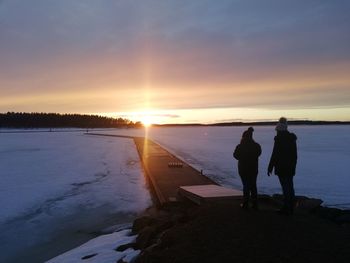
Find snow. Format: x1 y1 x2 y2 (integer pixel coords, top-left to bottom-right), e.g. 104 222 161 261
46 229 140 263
1 125 349 262
101 125 350 208
0 131 151 222
0 130 151 263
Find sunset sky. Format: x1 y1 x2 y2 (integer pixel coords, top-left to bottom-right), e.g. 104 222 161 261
1 0 350 124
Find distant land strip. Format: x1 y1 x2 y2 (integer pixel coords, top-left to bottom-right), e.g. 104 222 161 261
153 120 350 127
1 112 350 128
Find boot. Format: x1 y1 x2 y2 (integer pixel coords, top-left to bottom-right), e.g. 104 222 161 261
240 201 249 209
251 199 259 210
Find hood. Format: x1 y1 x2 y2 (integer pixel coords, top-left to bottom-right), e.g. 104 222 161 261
275 131 297 142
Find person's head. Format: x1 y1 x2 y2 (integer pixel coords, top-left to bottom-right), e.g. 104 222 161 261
241 127 254 142
275 117 288 132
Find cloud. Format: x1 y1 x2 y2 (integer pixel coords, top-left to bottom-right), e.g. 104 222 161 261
0 0 349 116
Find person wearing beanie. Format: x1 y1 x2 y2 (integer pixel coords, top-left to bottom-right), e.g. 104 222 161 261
268 117 298 215
275 117 288 132
233 127 262 209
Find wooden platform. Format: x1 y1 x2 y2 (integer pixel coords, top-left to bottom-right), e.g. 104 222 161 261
179 185 242 205
133 137 217 205
86 133 242 206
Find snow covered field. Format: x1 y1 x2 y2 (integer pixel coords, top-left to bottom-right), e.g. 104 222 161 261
1 125 349 262
103 125 350 208
0 130 151 263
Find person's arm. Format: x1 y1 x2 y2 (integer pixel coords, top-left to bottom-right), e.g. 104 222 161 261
257 143 262 157
292 138 297 167
233 145 240 160
268 139 277 176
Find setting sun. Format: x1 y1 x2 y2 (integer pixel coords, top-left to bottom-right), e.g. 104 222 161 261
121 110 172 126
141 116 153 127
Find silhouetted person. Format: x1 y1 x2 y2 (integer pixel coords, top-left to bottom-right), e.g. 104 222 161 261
234 127 262 209
268 117 297 215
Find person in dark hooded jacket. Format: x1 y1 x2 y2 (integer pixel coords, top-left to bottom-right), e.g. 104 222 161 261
234 127 262 209
268 117 297 215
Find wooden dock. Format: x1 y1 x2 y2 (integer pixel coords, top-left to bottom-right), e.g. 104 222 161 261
133 137 218 205
86 133 242 206
179 185 242 205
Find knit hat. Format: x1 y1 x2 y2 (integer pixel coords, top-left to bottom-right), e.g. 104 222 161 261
275 117 288 131
242 127 254 139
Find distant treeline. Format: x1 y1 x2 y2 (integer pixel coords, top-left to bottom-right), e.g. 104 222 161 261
0 112 142 128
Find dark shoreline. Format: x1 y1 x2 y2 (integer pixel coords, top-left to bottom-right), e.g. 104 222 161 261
7 192 348 263
26 193 350 263
129 195 350 263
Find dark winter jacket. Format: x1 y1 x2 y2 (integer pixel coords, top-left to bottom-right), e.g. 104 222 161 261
268 131 297 176
233 139 262 175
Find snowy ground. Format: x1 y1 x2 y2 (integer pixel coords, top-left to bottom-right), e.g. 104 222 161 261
46 229 140 263
1 126 349 262
102 125 350 208
0 130 151 263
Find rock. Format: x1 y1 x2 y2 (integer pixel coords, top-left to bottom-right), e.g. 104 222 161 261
341 223 350 230
135 244 163 263
296 198 323 210
100 223 132 234
115 242 137 252
133 216 156 234
143 242 162 254
172 213 189 224
81 253 98 260
135 216 175 250
257 194 272 200
136 225 158 249
313 206 344 220
155 218 174 233
118 250 141 263
335 212 350 224
271 195 324 211
156 228 176 249
271 194 284 204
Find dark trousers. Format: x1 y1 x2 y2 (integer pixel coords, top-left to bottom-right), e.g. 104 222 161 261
240 173 258 203
278 175 295 212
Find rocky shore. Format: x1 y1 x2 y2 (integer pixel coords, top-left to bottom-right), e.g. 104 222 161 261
119 195 350 263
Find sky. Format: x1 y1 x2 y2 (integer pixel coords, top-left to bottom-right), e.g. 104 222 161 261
0 0 350 124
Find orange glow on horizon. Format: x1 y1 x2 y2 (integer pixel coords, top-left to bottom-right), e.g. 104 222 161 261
141 116 153 127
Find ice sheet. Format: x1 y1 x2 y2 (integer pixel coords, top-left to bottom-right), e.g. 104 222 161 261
102 125 350 208
0 131 151 262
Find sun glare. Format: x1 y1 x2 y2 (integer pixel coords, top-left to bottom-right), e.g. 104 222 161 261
108 110 175 126
141 116 153 127
137 110 164 126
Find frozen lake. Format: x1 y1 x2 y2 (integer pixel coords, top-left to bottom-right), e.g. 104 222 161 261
103 125 350 208
0 131 151 263
0 125 349 262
